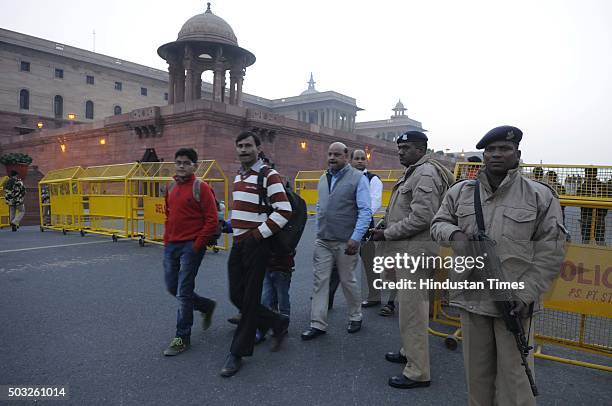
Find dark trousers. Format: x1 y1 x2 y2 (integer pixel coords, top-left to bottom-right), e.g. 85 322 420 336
164 241 215 339
228 237 282 356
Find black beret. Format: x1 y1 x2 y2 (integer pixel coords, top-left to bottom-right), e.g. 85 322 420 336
467 156 482 163
476 126 522 149
397 130 428 144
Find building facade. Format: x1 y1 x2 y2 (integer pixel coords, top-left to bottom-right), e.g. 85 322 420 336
354 100 424 142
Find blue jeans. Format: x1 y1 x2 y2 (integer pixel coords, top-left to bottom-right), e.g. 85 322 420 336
164 241 215 338
262 271 292 318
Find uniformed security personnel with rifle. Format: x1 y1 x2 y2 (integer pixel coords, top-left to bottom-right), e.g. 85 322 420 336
431 126 567 406
371 131 455 389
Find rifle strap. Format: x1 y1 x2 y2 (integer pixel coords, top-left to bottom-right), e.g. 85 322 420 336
474 180 486 234
527 302 534 343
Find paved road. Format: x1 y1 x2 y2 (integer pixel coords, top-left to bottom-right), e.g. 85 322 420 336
0 221 610 405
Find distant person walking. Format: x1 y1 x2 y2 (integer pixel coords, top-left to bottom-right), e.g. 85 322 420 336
4 170 26 232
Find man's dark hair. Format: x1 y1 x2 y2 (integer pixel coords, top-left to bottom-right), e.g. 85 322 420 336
9 170 19 177
350 149 365 160
174 148 198 163
235 131 261 146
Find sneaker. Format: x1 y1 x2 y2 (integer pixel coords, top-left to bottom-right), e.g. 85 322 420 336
201 301 216 331
163 337 190 356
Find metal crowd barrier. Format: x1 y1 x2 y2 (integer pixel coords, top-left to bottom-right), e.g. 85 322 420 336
38 167 84 234
435 162 612 372
76 163 141 240
130 160 228 250
0 176 10 228
37 161 229 250
294 168 404 219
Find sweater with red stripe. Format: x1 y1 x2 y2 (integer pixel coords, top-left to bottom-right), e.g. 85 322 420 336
231 160 292 242
164 174 218 251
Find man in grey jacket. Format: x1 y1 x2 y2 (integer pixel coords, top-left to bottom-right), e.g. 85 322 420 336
431 126 567 406
301 142 372 340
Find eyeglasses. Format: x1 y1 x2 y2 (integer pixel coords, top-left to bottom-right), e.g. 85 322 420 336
175 160 193 167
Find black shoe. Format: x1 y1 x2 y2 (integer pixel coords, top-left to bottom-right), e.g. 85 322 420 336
385 351 407 364
220 354 242 377
361 300 381 308
11 223 17 232
379 303 395 317
271 315 289 352
227 314 241 325
201 301 216 331
301 327 326 341
347 320 362 334
388 375 431 389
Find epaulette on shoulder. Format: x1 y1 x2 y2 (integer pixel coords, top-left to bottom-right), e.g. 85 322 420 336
530 179 559 198
450 178 475 188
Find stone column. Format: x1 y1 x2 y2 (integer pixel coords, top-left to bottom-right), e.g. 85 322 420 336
213 61 225 103
235 69 245 106
175 66 185 103
167 64 176 104
229 76 236 104
229 69 243 105
194 68 203 99
185 67 194 101
184 46 195 101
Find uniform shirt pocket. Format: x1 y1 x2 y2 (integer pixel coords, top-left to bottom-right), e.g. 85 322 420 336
502 207 537 242
456 204 476 233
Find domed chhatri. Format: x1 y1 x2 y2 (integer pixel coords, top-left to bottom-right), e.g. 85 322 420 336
392 99 407 117
177 2 238 45
157 3 255 106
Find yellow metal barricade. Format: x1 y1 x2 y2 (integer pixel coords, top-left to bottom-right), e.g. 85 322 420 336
38 167 84 233
131 160 229 250
77 163 140 240
0 176 9 228
435 162 612 371
294 170 324 215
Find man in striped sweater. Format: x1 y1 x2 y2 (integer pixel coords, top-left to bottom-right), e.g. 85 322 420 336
220 131 292 377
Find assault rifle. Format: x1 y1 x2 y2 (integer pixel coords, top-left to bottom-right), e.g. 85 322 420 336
473 181 538 397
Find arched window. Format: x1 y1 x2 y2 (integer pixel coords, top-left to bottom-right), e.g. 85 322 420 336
85 100 94 119
113 105 122 115
54 95 63 118
19 89 29 110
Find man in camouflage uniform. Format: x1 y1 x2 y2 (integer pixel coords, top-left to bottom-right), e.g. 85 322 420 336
4 170 26 232
371 131 454 389
431 126 567 406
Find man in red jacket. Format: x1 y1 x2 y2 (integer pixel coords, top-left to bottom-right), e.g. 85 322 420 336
163 148 219 356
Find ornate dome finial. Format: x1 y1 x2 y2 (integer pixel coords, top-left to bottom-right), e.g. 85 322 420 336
308 72 315 90
206 2 212 13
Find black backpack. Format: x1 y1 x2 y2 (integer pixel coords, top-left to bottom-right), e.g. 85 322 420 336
257 167 308 254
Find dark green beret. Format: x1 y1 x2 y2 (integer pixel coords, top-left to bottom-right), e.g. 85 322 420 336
476 126 522 149
397 130 428 144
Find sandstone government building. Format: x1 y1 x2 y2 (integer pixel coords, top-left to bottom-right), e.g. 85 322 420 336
1 4 451 217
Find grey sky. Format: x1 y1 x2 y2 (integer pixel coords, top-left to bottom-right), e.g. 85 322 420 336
1 0 611 164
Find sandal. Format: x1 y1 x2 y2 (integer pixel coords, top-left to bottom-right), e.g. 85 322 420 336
379 304 395 317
